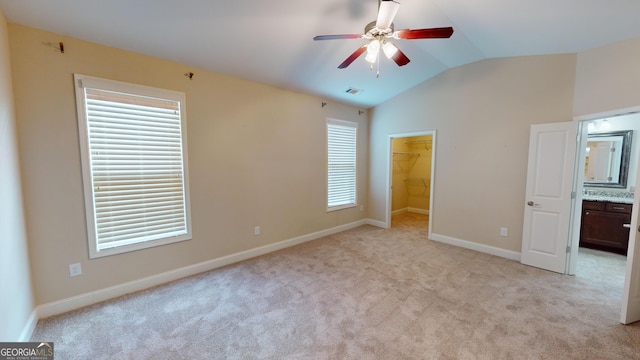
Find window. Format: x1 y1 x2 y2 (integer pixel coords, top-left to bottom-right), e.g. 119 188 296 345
74 74 191 258
327 118 357 211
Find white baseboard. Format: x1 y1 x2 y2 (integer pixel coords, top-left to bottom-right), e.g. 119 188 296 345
392 207 430 216
18 309 38 341
430 233 521 261
25 220 519 340
366 218 388 228
35 219 369 320
408 207 429 215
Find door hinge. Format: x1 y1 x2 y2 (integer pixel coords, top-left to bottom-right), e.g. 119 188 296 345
566 246 571 253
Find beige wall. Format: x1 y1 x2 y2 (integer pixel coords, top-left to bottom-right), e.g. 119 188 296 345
9 24 368 305
0 11 34 340
369 55 576 252
574 37 640 117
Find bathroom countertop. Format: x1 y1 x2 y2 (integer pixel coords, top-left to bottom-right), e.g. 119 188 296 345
582 195 634 204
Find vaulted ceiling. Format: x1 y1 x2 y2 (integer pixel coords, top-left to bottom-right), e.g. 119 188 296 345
2 0 640 108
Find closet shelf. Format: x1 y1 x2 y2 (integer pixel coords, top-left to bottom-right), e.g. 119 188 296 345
393 152 420 171
405 139 432 150
393 152 420 157
404 177 430 195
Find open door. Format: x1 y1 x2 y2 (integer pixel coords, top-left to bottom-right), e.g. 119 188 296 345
521 122 579 273
621 162 640 324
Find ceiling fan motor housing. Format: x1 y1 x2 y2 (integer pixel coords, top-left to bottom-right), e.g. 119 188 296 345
364 20 394 37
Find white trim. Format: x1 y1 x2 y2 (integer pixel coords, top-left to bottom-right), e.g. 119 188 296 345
35 219 368 319
20 218 511 341
572 106 640 323
574 106 640 122
567 121 588 275
408 207 430 215
326 118 358 212
366 218 388 228
430 233 521 261
18 309 39 341
74 74 192 259
391 207 429 215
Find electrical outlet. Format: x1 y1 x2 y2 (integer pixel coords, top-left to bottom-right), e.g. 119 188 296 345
69 263 82 277
500 227 509 237
254 226 260 235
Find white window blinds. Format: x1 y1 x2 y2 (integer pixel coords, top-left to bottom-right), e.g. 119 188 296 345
75 75 191 258
327 119 357 210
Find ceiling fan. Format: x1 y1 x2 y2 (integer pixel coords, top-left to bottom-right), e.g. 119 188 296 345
313 0 453 76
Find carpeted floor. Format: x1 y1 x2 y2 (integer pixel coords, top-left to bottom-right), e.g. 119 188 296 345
32 212 640 359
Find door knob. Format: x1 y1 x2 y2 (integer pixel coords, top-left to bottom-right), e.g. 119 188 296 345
527 201 537 207
623 223 631 228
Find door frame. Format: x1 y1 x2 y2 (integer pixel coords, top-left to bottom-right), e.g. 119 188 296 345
385 130 436 236
573 105 640 324
567 121 588 275
570 106 640 272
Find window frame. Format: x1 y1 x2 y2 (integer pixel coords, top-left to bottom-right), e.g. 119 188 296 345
74 74 192 258
326 118 358 212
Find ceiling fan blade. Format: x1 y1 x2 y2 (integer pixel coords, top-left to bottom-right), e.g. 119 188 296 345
314 34 363 41
395 27 454 40
387 44 410 67
375 0 400 30
338 45 368 69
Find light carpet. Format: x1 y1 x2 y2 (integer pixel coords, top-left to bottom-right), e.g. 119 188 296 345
31 213 640 359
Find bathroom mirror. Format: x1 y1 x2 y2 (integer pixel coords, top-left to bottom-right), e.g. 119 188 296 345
584 130 633 188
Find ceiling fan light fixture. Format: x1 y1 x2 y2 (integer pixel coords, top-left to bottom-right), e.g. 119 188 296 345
313 0 454 72
365 39 381 63
382 42 398 59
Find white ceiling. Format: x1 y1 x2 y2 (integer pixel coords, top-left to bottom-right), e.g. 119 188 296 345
2 0 640 108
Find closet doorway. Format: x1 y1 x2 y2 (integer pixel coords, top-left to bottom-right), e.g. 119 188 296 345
387 131 436 232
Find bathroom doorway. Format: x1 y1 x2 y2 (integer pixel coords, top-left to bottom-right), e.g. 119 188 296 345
574 113 640 297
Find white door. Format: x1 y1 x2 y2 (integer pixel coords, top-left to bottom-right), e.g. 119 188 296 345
621 165 640 324
521 122 578 273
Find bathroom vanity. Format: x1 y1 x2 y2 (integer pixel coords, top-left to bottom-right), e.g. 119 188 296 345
580 199 632 255
580 129 634 255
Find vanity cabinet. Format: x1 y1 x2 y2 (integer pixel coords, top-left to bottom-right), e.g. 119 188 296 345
579 200 631 255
